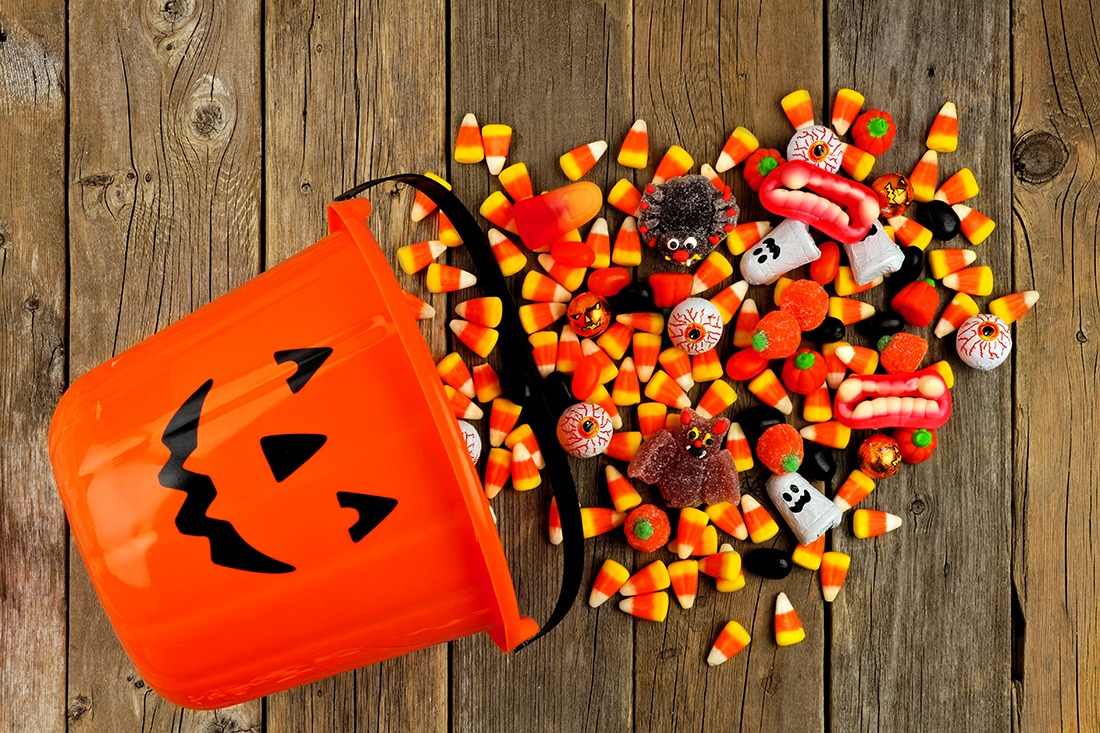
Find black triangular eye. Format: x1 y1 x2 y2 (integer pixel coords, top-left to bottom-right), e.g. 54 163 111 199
336 492 399 542
274 347 332 393
260 434 327 482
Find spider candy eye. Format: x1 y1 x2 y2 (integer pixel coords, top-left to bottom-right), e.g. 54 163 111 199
684 236 698 250
556 402 615 458
667 298 724 355
786 126 843 173
955 313 1012 371
667 238 681 250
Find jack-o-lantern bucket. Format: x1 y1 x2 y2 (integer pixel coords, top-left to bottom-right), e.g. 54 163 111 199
49 176 584 709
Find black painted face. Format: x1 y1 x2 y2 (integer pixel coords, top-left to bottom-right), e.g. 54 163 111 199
750 237 782 265
780 482 812 513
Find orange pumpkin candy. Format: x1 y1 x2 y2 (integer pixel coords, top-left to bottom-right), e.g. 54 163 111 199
781 349 828 395
893 427 938 463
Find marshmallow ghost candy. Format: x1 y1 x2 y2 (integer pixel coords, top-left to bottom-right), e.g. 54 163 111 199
766 471 843 545
740 217 821 285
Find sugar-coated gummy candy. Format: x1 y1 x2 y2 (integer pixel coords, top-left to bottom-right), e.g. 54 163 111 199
955 313 1012 370
779 279 829 331
878 332 929 374
915 200 961 240
648 272 694 309
624 504 672 553
667 298 724 355
872 173 912 218
751 310 802 359
856 434 903 479
556 402 614 458
744 548 794 580
766 472 843 546
755 423 804 474
800 441 836 482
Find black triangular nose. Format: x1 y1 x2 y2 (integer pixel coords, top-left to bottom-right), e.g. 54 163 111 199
260 434 327 482
274 347 333 393
336 492 399 542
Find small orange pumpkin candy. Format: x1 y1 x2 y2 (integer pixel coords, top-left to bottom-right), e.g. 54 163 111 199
781 349 827 395
893 427 937 464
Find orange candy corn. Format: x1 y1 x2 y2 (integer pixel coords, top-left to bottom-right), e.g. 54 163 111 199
708 621 752 665
504 424 544 469
632 332 662 383
489 398 522 447
989 290 1040 325
402 290 435 320
727 221 772 256
803 384 833 423
581 339 618 384
696 380 736 419
781 89 815 130
909 149 939 203
621 560 671 596
935 168 979 205
397 239 446 274
791 535 826 571
715 563 745 593
934 292 980 338
928 248 977 280
710 280 749 323
450 319 499 358
444 384 483 420
829 297 876 325
618 119 649 168
706 501 749 541
438 211 463 247
724 423 754 472
821 551 852 602
668 559 699 609
608 179 643 217
605 465 642 512
700 163 723 189
834 343 879 375
473 363 503 402
831 88 865 136
691 251 734 294
437 353 475 399
611 217 642 267
926 101 958 153
886 215 933 250
454 112 484 164
581 506 628 538
483 447 511 499
522 271 571 303
852 509 902 538
651 145 694 185
481 124 512 175
598 322 634 361
605 431 642 461
529 331 558 379
619 591 669 622
741 495 779 543
659 346 695 393
942 265 993 296
637 402 667 437
612 356 641 406
800 421 852 450
487 228 527 277
498 162 534 201
840 142 875 182
716 127 760 172
537 253 586 292
518 302 567 334
832 469 875 512
560 140 608 181
834 266 881 296
692 349 724 383
585 385 623 430
617 312 664 334
590 559 631 608
586 218 611 269
748 368 792 415
953 204 996 244
409 173 451 222
699 548 742 581
775 592 806 646
675 507 710 559
674 524 719 557
732 298 759 347
426 263 476 293
511 443 541 491
454 297 502 328
557 325 582 374
548 497 563 545
823 342 848 390
480 191 517 233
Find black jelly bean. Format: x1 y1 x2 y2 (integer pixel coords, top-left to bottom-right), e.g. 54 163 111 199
800 441 837 482
606 281 655 315
802 316 845 343
915 200 961 241
889 245 925 287
541 372 579 415
744 548 793 579
857 311 906 342
499 368 533 405
736 405 785 447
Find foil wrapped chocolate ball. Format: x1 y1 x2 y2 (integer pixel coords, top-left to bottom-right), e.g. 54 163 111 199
871 173 912 218
567 291 611 338
857 434 903 479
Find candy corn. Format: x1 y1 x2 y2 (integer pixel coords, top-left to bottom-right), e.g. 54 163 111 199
619 591 669 622
518 302 567 334
590 559 630 608
487 228 527 276
675 507 710 559
840 143 875 182
711 280 749 323
548 497 562 545
480 191 517 233
612 356 641 406
483 447 511 498
510 443 540 491
670 524 719 557
611 217 642 266
437 353 475 399
822 342 848 390
608 179 642 217
834 343 879 375
444 384 482 420
481 124 512 175
791 535 826 571
909 149 939 203
621 560 671 596
885 215 933 250
522 271 571 303
852 509 902 538
617 312 664 334
658 346 695 393
989 290 1040 325
597 322 634 361
691 251 734 294
498 162 533 201
696 380 736 419
605 431 642 461
715 545 746 592
504 424 544 469
800 421 851 450
727 221 772 256
632 332 661 383
740 495 779 543
772 276 794 305
605 465 642 512
537 253 586 292
935 168 979 205
781 89 814 131
708 621 752 665
560 140 608 181
803 385 833 423
402 290 435 320
820 551 852 602
489 398 522 447
831 88 864 136
834 266 881 296
699 547 742 581
450 319 498 358
829 297 875 325
953 204 996 244
668 559 699 609
706 501 748 541
774 592 805 646
618 119 649 168
942 266 993 296
581 339 618 384
724 423 754 473
833 469 875 512
454 113 484 163
438 212 462 248
700 163 723 189
716 127 760 172
928 248 977 280
454 297 502 329
426 263 476 293
586 218 611 269
581 507 627 538
397 240 446 274
934 292 980 338
473 363 502 402
585 384 623 430
529 331 558 378
732 298 759 347
557 325 582 374
926 101 958 153
651 145 694 185
692 349 724 383
748 369 792 415
409 173 451 222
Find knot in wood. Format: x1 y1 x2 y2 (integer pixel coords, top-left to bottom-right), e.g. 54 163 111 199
911 499 926 515
1013 131 1067 184
191 103 225 139
67 694 91 722
23 294 42 311
159 0 194 25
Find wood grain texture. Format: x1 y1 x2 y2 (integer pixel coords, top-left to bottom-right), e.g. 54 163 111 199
1011 0 1100 730
263 0 449 730
0 2 68 732
66 0 262 729
826 2 1014 731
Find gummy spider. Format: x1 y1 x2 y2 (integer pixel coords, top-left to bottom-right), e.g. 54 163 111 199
638 175 739 266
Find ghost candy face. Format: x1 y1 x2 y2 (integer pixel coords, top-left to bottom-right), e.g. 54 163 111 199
843 221 905 286
766 472 843 545
739 217 821 285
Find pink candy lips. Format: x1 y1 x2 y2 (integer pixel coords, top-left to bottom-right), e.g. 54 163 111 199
758 160 881 244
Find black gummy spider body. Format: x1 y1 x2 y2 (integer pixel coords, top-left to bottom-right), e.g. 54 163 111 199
638 175 740 266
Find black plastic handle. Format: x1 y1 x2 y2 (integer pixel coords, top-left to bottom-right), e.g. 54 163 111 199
336 175 583 651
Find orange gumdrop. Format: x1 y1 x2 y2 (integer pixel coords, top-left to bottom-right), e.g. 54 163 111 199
811 242 840 285
587 267 631 298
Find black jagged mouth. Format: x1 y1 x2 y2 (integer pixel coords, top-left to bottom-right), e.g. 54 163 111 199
789 492 811 513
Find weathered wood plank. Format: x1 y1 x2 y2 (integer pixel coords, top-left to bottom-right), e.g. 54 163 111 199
0 3 68 731
447 2 635 732
631 3 826 732
66 0 263 728
1011 0 1100 730
826 2 1013 730
263 1 448 730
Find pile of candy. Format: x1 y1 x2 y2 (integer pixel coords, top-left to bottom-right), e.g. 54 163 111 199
393 92 1038 665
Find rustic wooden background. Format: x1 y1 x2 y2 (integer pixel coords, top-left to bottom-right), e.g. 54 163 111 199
1 0 1097 730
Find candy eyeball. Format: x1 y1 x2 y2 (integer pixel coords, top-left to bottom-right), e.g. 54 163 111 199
786 126 843 173
556 402 614 458
667 297 724 355
956 313 1012 370
457 420 482 463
